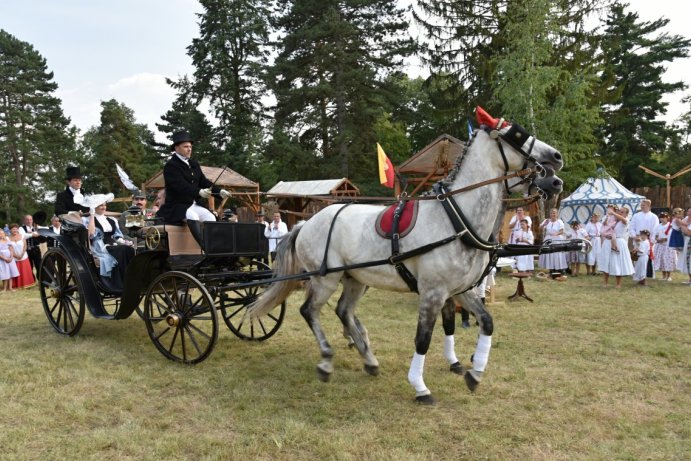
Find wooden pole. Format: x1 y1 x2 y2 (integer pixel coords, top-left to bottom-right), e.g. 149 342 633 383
638 164 691 209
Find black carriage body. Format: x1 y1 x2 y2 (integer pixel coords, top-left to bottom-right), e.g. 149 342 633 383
202 222 268 258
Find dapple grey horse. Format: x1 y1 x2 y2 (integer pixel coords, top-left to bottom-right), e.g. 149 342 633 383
249 111 565 403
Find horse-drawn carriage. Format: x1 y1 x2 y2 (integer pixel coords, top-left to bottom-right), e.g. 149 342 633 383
37 216 285 364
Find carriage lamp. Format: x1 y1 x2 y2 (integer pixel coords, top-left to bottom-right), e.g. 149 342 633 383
125 205 145 229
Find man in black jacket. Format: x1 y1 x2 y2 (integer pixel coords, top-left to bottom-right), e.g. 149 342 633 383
54 166 90 216
156 131 231 224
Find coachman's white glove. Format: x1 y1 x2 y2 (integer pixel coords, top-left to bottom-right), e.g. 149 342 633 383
198 188 212 199
220 189 231 199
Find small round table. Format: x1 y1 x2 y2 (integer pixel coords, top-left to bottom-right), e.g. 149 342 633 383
508 272 533 302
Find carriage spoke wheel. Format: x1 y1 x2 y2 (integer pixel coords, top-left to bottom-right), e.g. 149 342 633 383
143 271 218 364
220 260 286 341
39 249 85 336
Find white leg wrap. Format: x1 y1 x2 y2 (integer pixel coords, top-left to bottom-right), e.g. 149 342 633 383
443 335 459 365
472 334 492 372
407 352 430 396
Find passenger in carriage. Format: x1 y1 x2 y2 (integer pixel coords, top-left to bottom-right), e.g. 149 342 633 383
83 195 134 287
156 130 231 225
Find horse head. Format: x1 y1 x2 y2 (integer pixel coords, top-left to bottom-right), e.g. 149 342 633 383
475 106 564 199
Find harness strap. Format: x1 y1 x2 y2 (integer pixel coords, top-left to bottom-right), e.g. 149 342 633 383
390 200 418 293
319 203 352 276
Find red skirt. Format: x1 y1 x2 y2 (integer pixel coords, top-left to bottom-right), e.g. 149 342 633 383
12 258 36 289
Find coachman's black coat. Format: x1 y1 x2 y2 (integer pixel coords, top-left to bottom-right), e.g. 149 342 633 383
156 155 220 224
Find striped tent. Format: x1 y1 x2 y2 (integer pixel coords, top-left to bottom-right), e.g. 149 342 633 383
559 175 645 225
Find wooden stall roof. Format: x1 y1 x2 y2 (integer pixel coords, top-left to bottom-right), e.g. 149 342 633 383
397 134 465 196
143 166 258 191
266 178 359 197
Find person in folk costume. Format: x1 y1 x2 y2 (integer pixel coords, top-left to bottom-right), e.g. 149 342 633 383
0 228 20 292
508 207 531 244
584 212 602 275
597 206 634 288
18 213 43 279
566 220 588 277
514 219 535 272
538 208 568 274
47 215 62 248
632 230 651 287
629 199 659 279
668 207 685 251
55 166 90 216
652 212 677 282
7 223 36 289
677 207 691 285
156 130 232 226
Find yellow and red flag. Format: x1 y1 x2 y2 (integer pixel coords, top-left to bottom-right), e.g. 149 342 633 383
377 143 395 188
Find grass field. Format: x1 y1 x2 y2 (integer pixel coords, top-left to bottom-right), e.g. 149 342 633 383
0 272 689 460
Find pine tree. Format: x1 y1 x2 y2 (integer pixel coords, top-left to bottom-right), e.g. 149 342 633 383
597 2 690 186
80 99 161 199
187 0 271 176
267 0 414 185
0 29 77 220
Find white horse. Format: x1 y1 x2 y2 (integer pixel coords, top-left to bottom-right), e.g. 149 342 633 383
249 110 566 403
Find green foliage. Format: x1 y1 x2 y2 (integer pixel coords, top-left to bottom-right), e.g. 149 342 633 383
596 2 691 187
80 100 162 201
267 0 415 185
0 29 77 222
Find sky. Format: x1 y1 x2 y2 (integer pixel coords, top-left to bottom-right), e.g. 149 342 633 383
2 0 690 143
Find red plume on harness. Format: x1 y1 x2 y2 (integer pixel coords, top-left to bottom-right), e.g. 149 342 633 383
475 106 509 130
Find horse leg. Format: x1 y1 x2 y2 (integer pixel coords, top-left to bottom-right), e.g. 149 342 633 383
335 277 379 376
441 298 464 375
408 291 446 405
455 291 494 392
300 278 340 382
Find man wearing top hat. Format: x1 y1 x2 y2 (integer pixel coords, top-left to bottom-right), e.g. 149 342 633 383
55 166 90 216
156 130 231 224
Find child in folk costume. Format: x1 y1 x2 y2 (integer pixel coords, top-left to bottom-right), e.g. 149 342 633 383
632 230 651 286
514 219 534 272
584 212 602 275
601 204 620 252
653 212 677 281
566 221 588 276
668 208 685 251
0 229 20 292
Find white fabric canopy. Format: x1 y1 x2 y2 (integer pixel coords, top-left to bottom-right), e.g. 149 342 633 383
559 175 645 225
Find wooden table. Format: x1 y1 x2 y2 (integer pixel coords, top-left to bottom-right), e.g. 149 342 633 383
508 272 533 302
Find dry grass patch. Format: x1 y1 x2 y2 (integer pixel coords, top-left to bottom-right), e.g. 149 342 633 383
0 272 689 460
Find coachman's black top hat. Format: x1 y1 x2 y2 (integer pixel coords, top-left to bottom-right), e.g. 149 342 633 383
172 130 193 147
65 166 82 180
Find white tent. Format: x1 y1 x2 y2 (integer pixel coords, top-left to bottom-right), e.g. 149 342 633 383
559 175 645 225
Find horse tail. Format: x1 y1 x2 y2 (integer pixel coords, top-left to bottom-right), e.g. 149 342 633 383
248 225 304 319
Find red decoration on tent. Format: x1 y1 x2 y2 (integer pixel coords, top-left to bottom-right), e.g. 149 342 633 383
475 106 509 129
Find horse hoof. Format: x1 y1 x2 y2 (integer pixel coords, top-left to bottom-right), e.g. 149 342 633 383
364 364 379 376
464 370 482 392
415 394 436 405
316 367 331 382
449 362 465 375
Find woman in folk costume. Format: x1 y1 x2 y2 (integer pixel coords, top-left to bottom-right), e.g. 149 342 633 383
597 206 634 288
668 208 685 251
0 228 19 292
677 207 691 285
566 220 588 276
514 219 534 272
584 212 602 275
538 208 568 273
7 223 36 289
508 207 531 244
652 212 677 282
632 230 651 287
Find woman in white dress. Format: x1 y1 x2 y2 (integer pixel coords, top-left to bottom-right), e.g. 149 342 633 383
584 212 602 275
652 212 677 281
598 207 634 288
676 207 691 285
538 208 567 273
508 207 531 244
514 219 534 272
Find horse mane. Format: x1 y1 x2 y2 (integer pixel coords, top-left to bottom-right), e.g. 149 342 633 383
418 128 480 197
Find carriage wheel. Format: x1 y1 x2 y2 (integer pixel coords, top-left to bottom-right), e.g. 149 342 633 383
39 248 85 336
220 260 286 341
145 227 161 250
143 271 218 364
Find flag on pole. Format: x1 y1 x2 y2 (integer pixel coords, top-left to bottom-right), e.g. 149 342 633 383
377 143 395 188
